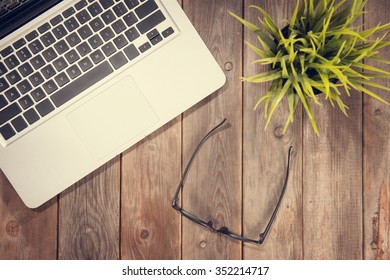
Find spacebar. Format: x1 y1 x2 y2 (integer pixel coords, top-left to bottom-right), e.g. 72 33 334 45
51 62 113 107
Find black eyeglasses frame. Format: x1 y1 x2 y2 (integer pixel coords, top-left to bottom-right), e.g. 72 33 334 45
171 118 293 244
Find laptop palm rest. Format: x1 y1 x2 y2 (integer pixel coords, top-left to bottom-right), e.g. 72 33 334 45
67 76 159 160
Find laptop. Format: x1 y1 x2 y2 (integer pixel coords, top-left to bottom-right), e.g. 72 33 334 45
0 0 225 208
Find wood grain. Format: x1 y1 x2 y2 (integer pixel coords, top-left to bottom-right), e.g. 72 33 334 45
302 8 363 257
181 0 242 260
58 158 120 260
0 0 389 260
0 170 57 259
364 0 390 260
242 0 303 260
121 119 181 260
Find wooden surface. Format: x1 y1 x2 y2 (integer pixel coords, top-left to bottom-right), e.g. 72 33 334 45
0 0 389 260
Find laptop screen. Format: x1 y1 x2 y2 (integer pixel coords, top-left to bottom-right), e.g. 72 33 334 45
0 0 63 39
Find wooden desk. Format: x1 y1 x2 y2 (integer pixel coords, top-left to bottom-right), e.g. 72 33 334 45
0 0 389 260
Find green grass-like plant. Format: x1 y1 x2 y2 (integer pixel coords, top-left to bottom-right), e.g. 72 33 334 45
230 0 390 135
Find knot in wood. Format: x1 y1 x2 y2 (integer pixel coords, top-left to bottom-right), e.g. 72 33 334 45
273 126 284 139
224 62 233 71
5 220 20 237
199 240 207 249
140 229 150 240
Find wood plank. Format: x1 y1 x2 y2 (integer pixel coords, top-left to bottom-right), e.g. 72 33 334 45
364 0 390 260
0 170 57 259
302 11 363 259
58 158 120 259
121 119 181 259
181 0 242 260
242 0 303 259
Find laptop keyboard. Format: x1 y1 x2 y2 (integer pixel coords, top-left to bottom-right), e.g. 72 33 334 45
0 0 175 142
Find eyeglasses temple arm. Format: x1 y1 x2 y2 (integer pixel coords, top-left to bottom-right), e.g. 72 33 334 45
172 118 228 208
259 146 293 244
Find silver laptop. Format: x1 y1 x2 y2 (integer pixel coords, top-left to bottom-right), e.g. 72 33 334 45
0 0 225 208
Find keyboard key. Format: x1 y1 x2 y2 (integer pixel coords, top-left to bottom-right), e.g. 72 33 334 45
88 34 103 49
42 80 58 94
18 63 34 77
124 27 140 42
63 7 76 18
0 62 8 75
113 2 128 17
4 88 20 102
41 32 56 47
90 17 105 32
111 19 126 34
0 124 16 140
146 28 158 39
54 40 70 54
29 72 44 87
123 44 139 60
109 51 128 69
53 57 68 71
0 95 7 109
102 42 117 57
17 80 32 94
137 10 165 34
65 49 80 64
100 0 115 9
123 12 138 27
100 27 115 41
75 0 88 11
19 95 34 109
16 47 32 62
55 72 70 87
66 65 82 79
150 34 162 45
11 116 28 132
50 15 63 26
76 42 92 57
76 10 91 24
0 102 22 126
64 17 80 32
28 39 44 54
77 25 93 39
88 3 103 17
41 65 56 79
38 23 51 34
135 0 157 19
42 47 58 62
53 24 68 39
162 26 174 38
30 55 45 70
0 78 10 93
113 34 128 49
78 57 93 71
102 10 116 24
125 0 140 10
51 61 113 107
90 50 105 64
139 41 151 53
31 88 46 102
13 38 26 49
26 30 39 42
66 32 81 47
36 99 55 117
6 70 21 85
0 46 13 58
24 108 40 124
4 55 20 69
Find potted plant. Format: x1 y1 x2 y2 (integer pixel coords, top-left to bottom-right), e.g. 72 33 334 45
230 0 390 135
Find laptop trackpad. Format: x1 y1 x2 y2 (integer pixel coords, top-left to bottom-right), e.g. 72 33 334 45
67 76 159 160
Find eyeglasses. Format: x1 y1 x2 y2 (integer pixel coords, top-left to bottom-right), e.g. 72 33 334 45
171 118 293 244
